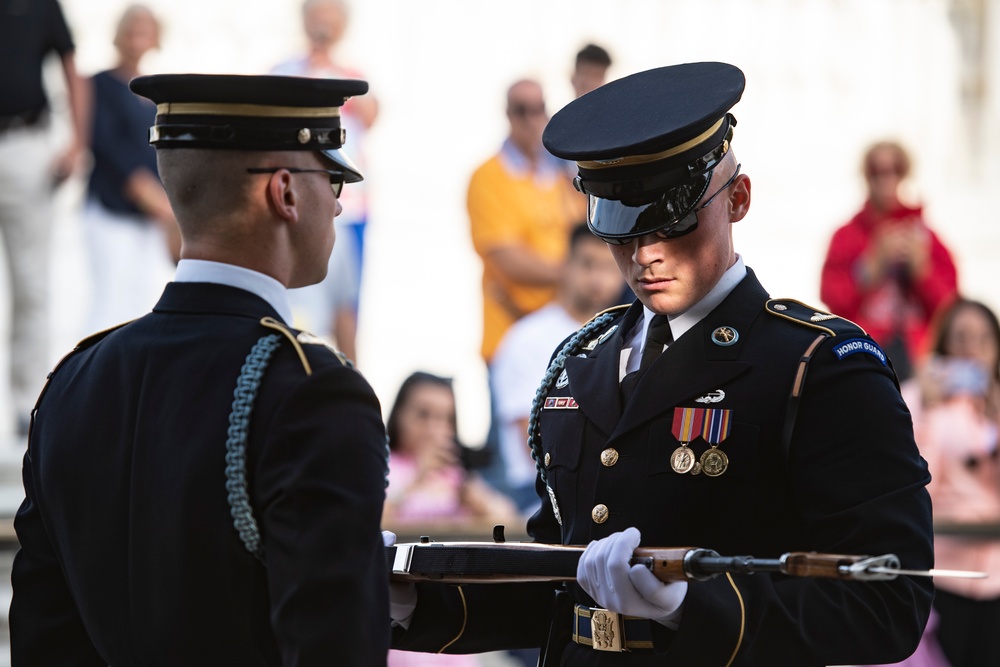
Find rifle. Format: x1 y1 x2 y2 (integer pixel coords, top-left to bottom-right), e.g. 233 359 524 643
387 528 985 585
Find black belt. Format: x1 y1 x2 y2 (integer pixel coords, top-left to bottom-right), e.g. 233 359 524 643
0 108 46 134
572 604 654 652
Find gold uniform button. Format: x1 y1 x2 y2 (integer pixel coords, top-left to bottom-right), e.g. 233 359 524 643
600 448 619 467
544 452 551 467
592 504 609 524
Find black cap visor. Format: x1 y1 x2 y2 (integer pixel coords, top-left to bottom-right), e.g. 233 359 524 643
587 171 711 243
319 147 363 183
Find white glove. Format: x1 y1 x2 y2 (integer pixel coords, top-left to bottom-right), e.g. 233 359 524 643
382 530 418 629
577 527 687 629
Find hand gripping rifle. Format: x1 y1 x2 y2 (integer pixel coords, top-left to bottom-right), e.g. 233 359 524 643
387 527 985 585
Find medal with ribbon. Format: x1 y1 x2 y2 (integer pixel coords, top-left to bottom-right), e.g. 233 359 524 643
670 407 704 474
699 408 733 476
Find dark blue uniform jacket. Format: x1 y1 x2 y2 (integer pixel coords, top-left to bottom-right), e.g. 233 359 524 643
394 268 933 666
11 282 390 666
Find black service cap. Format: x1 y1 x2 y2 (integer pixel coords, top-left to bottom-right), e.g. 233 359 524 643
130 73 368 183
543 62 745 201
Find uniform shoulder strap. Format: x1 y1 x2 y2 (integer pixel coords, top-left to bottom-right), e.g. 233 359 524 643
227 318 358 562
765 298 866 337
769 299 882 468
258 316 350 375
28 320 134 444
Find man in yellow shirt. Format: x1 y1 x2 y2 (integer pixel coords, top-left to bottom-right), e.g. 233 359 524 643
468 79 585 364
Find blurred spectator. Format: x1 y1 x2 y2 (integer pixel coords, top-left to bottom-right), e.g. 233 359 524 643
0 0 86 435
894 298 1000 667
272 0 377 361
468 78 584 489
571 42 612 98
384 371 519 667
469 78 585 364
383 371 518 526
490 223 623 514
82 4 178 333
820 140 957 380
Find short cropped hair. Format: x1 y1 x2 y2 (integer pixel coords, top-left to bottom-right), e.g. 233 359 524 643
575 43 612 69
568 221 600 254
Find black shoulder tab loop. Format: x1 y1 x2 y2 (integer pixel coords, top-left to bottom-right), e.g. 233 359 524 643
781 333 829 468
766 299 868 338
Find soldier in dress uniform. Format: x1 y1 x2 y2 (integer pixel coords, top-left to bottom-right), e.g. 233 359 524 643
10 74 390 666
389 62 933 665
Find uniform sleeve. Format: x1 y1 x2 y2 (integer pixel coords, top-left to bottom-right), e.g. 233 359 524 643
253 363 390 666
661 338 934 665
10 449 106 666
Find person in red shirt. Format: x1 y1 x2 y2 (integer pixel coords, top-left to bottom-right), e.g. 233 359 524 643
821 140 958 380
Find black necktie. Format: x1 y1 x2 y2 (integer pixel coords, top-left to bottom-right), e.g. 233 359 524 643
620 314 673 404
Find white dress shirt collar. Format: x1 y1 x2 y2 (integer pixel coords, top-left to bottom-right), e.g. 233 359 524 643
173 259 294 325
622 255 748 377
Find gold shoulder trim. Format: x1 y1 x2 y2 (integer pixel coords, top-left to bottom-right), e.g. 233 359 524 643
765 298 869 337
293 330 349 366
259 317 312 376
592 303 630 321
73 319 134 351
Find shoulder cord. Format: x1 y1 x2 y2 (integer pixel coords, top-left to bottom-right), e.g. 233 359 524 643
226 333 282 563
526 312 616 489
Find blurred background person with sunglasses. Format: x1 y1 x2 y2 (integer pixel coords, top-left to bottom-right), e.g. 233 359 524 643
81 4 179 334
820 140 958 381
468 77 585 497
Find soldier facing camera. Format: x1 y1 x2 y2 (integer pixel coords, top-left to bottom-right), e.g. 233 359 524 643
388 62 933 666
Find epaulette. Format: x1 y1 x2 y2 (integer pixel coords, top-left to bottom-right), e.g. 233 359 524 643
28 320 135 445
765 299 866 338
48 319 133 376
581 304 630 351
259 316 349 376
72 320 133 352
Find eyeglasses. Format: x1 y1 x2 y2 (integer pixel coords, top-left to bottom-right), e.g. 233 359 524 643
866 164 903 180
246 167 345 197
593 164 742 245
509 102 547 118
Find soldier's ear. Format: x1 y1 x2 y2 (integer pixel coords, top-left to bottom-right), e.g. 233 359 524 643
265 170 300 225
729 174 751 223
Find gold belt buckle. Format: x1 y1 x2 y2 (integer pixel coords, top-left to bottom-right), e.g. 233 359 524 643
590 607 625 652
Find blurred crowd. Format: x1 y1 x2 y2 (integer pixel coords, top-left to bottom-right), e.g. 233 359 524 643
2 1 999 666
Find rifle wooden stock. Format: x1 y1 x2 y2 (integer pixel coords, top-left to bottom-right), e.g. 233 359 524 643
386 540 908 585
